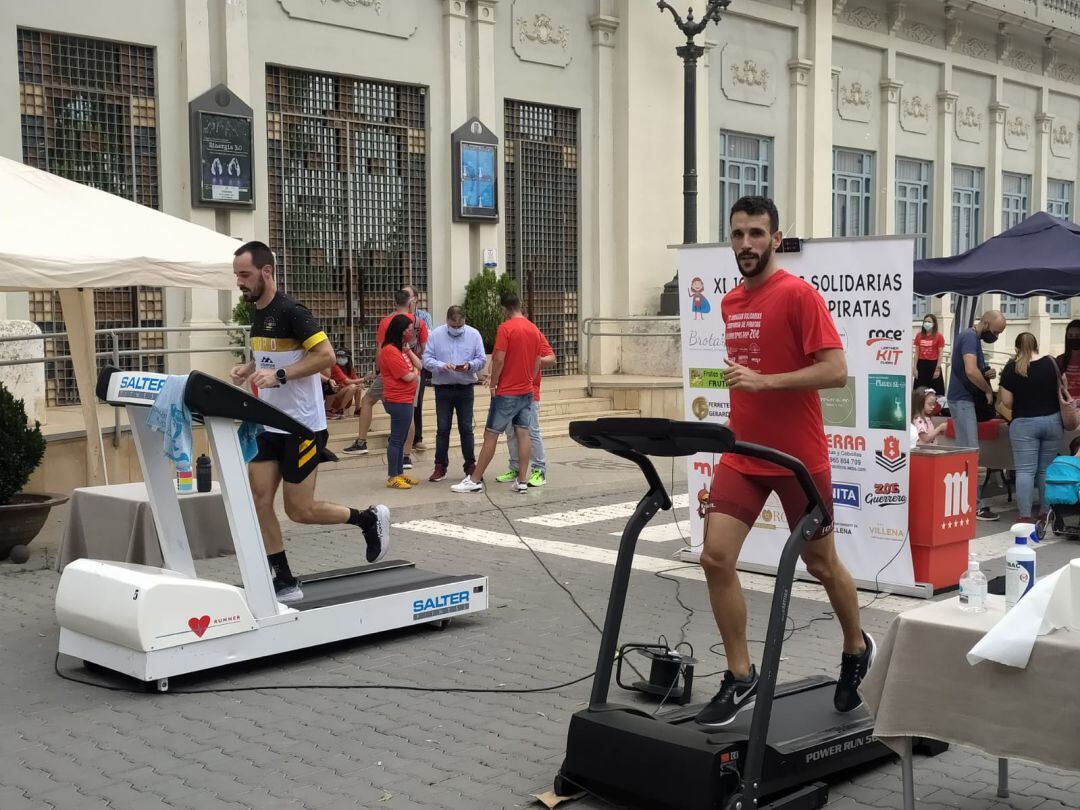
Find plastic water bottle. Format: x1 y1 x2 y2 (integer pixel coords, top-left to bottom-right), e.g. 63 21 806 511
196 454 212 493
1005 522 1038 609
958 552 987 613
176 461 194 493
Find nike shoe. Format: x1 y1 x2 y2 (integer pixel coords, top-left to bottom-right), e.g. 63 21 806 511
695 666 759 726
361 504 391 564
495 469 519 483
342 440 369 455
834 631 876 712
527 469 546 487
451 476 484 493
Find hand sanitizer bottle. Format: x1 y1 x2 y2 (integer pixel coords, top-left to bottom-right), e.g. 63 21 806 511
958 552 987 613
1005 522 1038 609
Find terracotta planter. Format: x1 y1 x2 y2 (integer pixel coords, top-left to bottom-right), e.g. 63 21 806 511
0 492 68 560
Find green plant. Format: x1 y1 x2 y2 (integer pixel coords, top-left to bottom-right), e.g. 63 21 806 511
0 383 46 505
463 269 518 353
230 298 255 361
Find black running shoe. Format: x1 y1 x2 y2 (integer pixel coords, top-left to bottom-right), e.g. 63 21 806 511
834 631 876 712
361 504 391 563
695 666 759 726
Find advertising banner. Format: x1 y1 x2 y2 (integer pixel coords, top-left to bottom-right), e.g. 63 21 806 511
678 238 916 590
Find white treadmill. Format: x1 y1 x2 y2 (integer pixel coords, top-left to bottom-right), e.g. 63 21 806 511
55 367 488 691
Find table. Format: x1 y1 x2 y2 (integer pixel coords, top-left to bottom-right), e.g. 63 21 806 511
860 596 1080 809
57 481 234 571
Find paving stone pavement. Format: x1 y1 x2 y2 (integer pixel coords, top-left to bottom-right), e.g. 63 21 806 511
3 465 1079 809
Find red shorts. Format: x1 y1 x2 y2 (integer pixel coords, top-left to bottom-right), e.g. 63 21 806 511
707 464 834 540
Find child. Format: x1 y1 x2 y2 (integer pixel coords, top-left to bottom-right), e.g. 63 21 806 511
911 386 947 446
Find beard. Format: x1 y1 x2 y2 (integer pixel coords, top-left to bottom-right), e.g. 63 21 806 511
735 243 773 279
239 278 265 302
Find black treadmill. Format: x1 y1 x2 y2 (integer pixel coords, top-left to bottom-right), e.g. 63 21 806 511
554 418 934 810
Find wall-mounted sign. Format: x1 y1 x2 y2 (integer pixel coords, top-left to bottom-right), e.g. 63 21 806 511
189 85 255 209
452 118 499 223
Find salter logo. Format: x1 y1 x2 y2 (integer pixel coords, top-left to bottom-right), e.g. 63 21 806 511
943 471 970 519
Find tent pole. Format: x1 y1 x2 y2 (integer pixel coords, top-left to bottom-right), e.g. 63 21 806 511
58 288 108 486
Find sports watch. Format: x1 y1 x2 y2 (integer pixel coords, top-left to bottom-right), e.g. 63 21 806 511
275 368 288 386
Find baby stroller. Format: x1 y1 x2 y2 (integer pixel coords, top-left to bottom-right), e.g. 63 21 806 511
1041 455 1080 540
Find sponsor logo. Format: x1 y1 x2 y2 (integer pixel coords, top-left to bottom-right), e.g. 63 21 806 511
872 344 904 366
755 504 788 530
187 615 210 637
693 460 715 478
833 521 857 536
868 375 908 430
836 326 849 352
821 378 857 428
258 356 276 369
833 482 861 510
413 590 470 621
119 375 165 393
687 330 726 350
943 471 970 519
690 396 729 421
866 328 904 344
874 435 907 472
865 482 908 507
827 433 868 472
689 368 728 390
826 434 866 451
870 524 906 540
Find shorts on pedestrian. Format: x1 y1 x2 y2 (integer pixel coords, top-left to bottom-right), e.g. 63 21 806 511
485 393 534 434
364 374 384 402
706 463 834 540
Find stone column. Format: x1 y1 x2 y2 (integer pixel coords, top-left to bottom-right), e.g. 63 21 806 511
985 99 1008 242
441 0 471 315
470 0 500 313
933 90 958 260
1033 98 1054 345
807 0 834 237
788 59 812 237
879 77 903 236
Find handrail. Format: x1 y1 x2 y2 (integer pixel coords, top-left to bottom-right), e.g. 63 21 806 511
581 316 681 396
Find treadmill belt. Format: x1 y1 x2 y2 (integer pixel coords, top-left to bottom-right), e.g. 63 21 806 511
294 565 479 611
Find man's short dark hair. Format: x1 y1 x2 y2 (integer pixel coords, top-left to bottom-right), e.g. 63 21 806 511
234 240 275 270
446 305 465 320
394 289 411 307
729 196 779 233
500 292 521 311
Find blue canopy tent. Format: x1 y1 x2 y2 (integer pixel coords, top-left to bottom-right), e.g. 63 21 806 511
914 212 1080 334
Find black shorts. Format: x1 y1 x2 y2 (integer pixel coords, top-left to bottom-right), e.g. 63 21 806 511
252 429 329 484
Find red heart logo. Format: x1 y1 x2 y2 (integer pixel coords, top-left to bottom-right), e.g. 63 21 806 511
188 615 211 637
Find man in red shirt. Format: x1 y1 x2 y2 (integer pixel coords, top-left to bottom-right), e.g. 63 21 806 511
695 196 874 727
452 292 543 493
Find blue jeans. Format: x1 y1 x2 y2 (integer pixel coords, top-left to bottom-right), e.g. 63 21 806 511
434 384 475 470
485 392 534 433
383 401 413 477
1009 414 1063 518
950 398 985 509
506 400 545 473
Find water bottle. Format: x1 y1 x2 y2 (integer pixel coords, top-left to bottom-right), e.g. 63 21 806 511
1005 522 1038 609
196 454 212 492
176 462 194 493
958 552 987 613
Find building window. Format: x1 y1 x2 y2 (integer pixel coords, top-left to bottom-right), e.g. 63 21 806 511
1002 172 1031 229
1001 295 1028 320
719 132 771 241
833 148 873 236
913 295 930 320
1047 297 1071 318
18 28 164 406
1048 178 1073 221
896 158 931 259
952 165 982 254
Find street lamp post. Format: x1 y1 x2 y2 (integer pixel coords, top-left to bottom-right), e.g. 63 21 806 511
657 0 730 316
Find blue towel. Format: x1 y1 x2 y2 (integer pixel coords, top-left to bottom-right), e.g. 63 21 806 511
238 421 264 463
146 375 193 466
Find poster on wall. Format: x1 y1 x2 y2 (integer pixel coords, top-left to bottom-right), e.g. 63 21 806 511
678 237 916 591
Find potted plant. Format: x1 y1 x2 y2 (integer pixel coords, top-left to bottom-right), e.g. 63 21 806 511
0 381 66 563
463 269 518 383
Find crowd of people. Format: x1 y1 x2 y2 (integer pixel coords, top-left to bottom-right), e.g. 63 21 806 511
910 311 1080 524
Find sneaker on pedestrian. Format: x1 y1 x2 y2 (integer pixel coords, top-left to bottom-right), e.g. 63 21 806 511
834 631 876 712
402 473 420 486
695 666 759 726
273 578 304 604
342 440 369 455
976 506 999 521
512 481 529 494
495 469 519 483
326 409 344 421
403 455 414 470
386 475 412 489
464 462 476 477
413 440 427 451
360 504 391 564
451 476 484 493
527 468 546 487
429 464 447 482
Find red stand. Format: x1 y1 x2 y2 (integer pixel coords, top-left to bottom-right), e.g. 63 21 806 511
908 446 978 590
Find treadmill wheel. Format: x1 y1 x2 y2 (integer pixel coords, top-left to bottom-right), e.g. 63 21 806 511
143 677 169 693
433 618 452 631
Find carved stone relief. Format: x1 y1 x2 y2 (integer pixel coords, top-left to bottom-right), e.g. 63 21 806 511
512 1 573 68
1009 51 1038 74
843 6 883 31
276 0 417 38
955 103 985 144
959 37 991 60
1051 121 1075 159
1051 62 1080 84
721 44 776 107
899 88 931 134
836 70 873 123
1004 107 1032 151
903 22 938 47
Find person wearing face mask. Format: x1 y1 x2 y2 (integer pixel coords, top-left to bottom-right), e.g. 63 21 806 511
1055 319 1080 402
422 305 487 482
322 350 364 419
913 313 945 400
946 309 1008 521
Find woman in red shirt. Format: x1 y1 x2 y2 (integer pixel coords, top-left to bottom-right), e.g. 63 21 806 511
1055 318 1080 402
379 314 422 489
323 350 364 419
913 313 946 399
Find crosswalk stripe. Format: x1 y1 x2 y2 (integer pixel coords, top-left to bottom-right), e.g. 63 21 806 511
394 519 922 613
519 494 691 528
611 522 690 543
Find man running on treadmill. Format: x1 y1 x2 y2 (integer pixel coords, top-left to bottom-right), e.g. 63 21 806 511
695 197 874 726
230 241 390 604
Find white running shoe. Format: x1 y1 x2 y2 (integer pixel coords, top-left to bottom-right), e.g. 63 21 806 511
451 476 484 493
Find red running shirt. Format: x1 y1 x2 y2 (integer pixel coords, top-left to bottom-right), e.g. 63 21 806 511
1065 357 1080 401
494 316 544 397
914 332 945 361
721 270 843 477
531 334 554 402
378 345 417 404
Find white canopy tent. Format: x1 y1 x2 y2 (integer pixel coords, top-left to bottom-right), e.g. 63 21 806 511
0 155 241 485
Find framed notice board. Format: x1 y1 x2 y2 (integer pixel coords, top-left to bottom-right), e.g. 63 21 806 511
189 85 255 209
452 118 499 223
